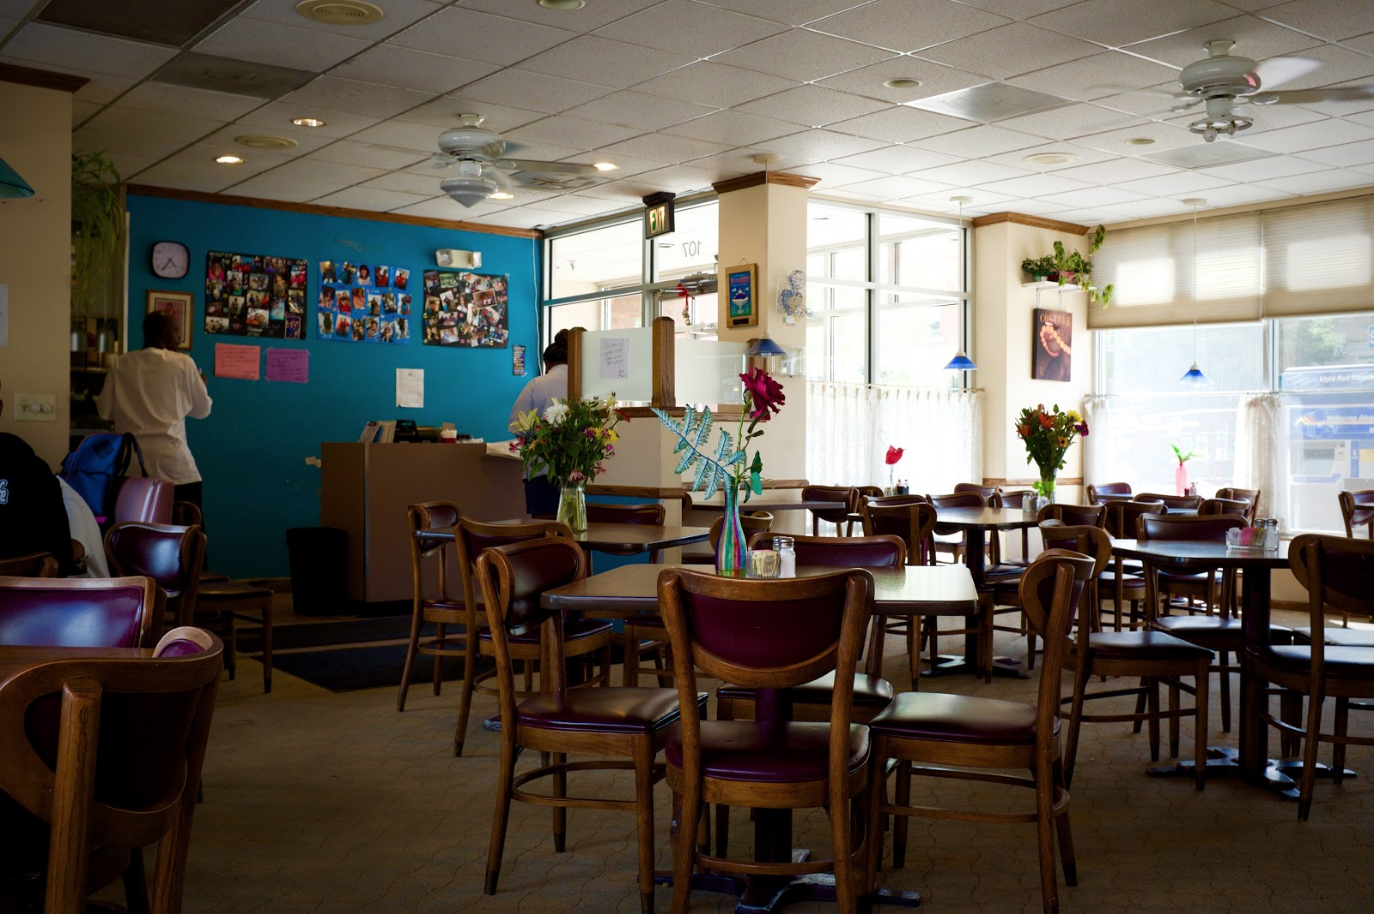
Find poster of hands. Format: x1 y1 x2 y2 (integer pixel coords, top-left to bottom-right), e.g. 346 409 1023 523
316 261 412 345
205 251 306 339
421 270 509 348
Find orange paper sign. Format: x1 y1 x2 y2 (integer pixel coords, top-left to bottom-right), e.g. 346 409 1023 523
214 342 260 380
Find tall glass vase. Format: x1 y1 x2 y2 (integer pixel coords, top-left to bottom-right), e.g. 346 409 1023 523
557 480 588 533
1175 462 1188 497
716 484 747 577
1037 467 1057 506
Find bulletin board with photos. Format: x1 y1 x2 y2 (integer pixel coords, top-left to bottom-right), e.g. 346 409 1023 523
421 269 509 348
204 251 306 339
316 260 412 344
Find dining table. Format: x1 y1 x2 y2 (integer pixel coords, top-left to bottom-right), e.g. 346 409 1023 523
543 562 978 913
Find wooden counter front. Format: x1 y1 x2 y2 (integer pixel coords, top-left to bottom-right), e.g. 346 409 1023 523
320 442 525 602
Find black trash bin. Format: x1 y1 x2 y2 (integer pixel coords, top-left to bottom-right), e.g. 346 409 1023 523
285 527 347 616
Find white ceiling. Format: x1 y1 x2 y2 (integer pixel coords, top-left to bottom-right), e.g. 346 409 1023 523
7 0 1374 230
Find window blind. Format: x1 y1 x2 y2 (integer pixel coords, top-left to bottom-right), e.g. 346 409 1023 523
1263 196 1374 316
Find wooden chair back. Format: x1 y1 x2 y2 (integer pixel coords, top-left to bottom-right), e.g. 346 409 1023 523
1199 498 1254 522
862 493 928 508
746 532 906 568
0 576 161 649
992 489 1034 509
858 501 936 565
1216 486 1260 510
1086 482 1132 504
1018 550 1098 732
407 501 464 618
0 553 58 577
929 492 985 509
453 516 573 616
1338 490 1374 538
110 477 173 526
953 482 998 500
104 522 207 630
800 485 859 528
856 485 884 501
1137 513 1247 542
1036 503 1107 527
710 512 773 556
170 501 203 528
1104 499 1165 539
585 502 665 526
0 631 223 914
1134 493 1202 511
1289 534 1374 689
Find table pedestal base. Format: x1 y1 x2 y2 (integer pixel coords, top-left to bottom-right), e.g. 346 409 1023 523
1146 746 1355 797
921 655 1029 680
655 871 921 913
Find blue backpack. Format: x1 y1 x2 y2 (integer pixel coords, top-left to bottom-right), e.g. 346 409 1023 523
60 432 146 519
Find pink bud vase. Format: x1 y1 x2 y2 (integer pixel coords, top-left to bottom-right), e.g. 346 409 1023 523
1175 461 1188 498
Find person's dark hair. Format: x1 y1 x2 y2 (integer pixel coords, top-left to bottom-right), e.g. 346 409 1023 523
543 329 570 366
143 310 179 349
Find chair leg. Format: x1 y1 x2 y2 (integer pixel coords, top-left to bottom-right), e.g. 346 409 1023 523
905 622 920 688
1218 652 1232 734
830 785 859 914
484 735 517 894
258 597 273 694
1193 663 1209 791
670 781 701 914
632 738 656 914
892 760 911 868
1334 697 1350 784
122 846 149 914
397 610 424 711
624 629 641 687
1168 680 1181 759
1280 691 1303 758
433 622 446 696
865 746 887 893
1052 756 1076 886
223 612 237 680
599 643 613 687
1298 689 1324 821
552 751 567 852
454 636 478 757
1033 754 1059 914
1064 663 1090 789
1147 680 1161 762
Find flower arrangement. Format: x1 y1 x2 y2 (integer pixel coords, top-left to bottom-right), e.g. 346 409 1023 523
511 396 627 529
1015 403 1088 498
885 444 904 491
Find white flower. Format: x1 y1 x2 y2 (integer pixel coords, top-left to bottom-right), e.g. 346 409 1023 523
543 401 570 426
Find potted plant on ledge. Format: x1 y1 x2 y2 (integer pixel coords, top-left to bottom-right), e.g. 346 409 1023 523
1024 224 1115 305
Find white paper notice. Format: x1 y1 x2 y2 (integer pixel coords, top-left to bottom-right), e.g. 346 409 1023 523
396 368 424 408
0 283 9 347
600 337 628 380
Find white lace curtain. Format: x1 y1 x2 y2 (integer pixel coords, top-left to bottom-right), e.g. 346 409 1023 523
805 382 983 494
1082 395 1115 492
1233 392 1287 528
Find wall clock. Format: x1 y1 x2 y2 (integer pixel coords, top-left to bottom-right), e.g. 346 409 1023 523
151 240 190 279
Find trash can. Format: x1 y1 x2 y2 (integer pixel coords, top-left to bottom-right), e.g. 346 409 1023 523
285 527 347 616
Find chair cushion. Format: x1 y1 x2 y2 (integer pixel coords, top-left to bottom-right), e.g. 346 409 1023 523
478 617 612 645
868 691 1052 745
716 672 894 708
1085 630 1214 661
665 720 870 782
1249 645 1374 681
422 597 468 614
1153 616 1243 635
1294 627 1374 648
518 687 699 735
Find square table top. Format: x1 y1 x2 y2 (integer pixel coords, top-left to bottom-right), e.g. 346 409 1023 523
1111 537 1290 569
931 505 1041 530
426 522 710 554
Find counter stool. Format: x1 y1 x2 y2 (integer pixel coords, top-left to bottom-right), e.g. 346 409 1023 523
196 581 274 693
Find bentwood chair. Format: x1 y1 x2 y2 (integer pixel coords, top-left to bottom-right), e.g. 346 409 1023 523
104 521 207 642
477 538 699 914
585 502 671 686
1251 535 1374 820
1139 513 1239 619
0 553 58 577
194 579 274 693
800 485 860 536
1085 482 1132 505
172 501 229 585
658 567 875 914
990 519 1103 670
0 627 222 914
1099 501 1167 631
1134 493 1202 512
928 491 986 566
1199 497 1254 521
1214 487 1261 522
866 550 1093 914
0 575 161 649
1338 490 1374 538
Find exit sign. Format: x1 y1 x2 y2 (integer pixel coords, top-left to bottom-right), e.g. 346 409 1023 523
643 192 675 238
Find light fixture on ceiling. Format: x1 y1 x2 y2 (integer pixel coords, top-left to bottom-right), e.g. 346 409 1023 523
883 77 922 90
489 191 514 200
0 156 35 198
1181 198 1208 385
1024 152 1078 166
215 155 244 164
296 0 384 25
236 135 297 150
944 196 976 372
292 116 326 128
593 161 618 172
539 0 586 9
1126 137 1156 146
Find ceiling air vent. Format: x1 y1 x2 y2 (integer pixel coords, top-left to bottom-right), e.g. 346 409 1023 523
296 1 384 25
236 135 299 151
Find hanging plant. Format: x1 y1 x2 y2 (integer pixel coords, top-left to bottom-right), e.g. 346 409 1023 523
71 151 125 318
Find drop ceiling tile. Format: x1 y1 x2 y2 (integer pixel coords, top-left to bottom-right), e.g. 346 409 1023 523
225 172 347 202
515 36 695 90
1276 83 1374 119
1241 118 1374 153
73 124 195 162
329 45 498 95
977 172 1094 196
634 61 799 108
1009 51 1181 105
474 206 572 228
658 109 798 146
80 107 223 153
781 162 892 187
1250 44 1374 92
241 0 442 41
389 7 576 66
391 196 512 220
307 140 428 170
712 28 895 83
918 23 1102 81
1074 121 1198 155
953 0 1088 17
1113 170 1235 196
457 0 663 30
557 151 662 178
1254 168 1374 193
97 155 158 182
828 106 974 144
0 22 176 79
911 124 1044 157
1096 198 1187 219
1198 103 1326 136
735 85 890 128
1051 156 1177 184
595 132 733 164
1261 0 1374 42
505 115 643 151
983 141 1118 170
995 104 1144 142
234 101 381 138
458 68 612 115
202 124 336 158
809 0 1011 54
1094 83 1193 119
158 142 296 176
278 77 435 119
832 145 962 173
697 0 875 26
72 72 136 106
195 18 370 72
814 57 989 105
349 120 449 154
1191 183 1295 207
563 91 717 132
360 171 447 195
1051 206 1121 224
1044 185 1151 207
1126 15 1322 69
531 193 634 216
269 157 387 185
577 178 680 201
899 188 1019 212
116 83 263 122
632 163 731 193
1297 137 1374 166
996 198 1077 217
311 186 434 211
131 161 243 194
1198 153 1327 180
1339 108 1374 129
760 129 889 162
396 97 542 133
593 0 786 58
488 138 584 163
1028 0 1236 47
72 99 102 126
911 160 1036 185
839 174 958 199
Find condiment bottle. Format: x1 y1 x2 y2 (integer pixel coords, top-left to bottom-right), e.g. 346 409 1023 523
774 535 796 578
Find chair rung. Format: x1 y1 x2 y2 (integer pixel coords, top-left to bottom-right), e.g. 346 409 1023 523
886 802 1037 826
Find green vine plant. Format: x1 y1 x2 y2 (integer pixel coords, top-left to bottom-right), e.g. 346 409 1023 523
652 405 763 500
1049 224 1114 306
71 151 125 318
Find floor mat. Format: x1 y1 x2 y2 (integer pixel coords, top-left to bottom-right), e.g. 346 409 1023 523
271 643 489 692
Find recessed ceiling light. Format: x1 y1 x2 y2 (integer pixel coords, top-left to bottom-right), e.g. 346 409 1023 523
538 0 586 9
215 155 244 164
490 191 514 200
883 77 923 90
292 117 326 128
236 135 297 150
296 0 384 25
1023 152 1078 166
592 161 618 172
1127 137 1156 146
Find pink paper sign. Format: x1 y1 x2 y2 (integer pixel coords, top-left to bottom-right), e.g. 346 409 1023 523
266 348 309 384
214 342 260 380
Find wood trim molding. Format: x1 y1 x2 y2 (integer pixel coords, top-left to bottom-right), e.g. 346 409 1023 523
711 172 821 195
586 484 687 500
970 212 1090 235
983 477 1085 488
622 405 745 420
566 327 584 400
125 184 543 239
0 63 88 93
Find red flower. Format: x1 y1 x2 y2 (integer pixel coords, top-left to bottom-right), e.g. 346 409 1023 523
1038 412 1054 430
885 445 904 466
739 366 785 419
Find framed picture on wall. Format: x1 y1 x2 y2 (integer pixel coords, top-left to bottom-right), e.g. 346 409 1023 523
147 290 195 350
723 262 758 328
1032 308 1072 382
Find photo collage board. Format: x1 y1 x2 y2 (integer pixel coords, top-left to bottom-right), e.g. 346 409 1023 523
422 270 509 348
205 251 307 339
316 261 412 344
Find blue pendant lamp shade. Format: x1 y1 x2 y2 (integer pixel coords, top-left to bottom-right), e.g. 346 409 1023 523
1180 362 1207 384
944 349 976 371
746 337 786 357
1180 197 1206 385
0 157 35 198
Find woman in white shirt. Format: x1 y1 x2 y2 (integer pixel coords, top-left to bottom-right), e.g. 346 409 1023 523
508 329 568 515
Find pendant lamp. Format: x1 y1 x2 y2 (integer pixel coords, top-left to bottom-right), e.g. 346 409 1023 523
1180 198 1207 385
0 157 35 198
944 196 976 371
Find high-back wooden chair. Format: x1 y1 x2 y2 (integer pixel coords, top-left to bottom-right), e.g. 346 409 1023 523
1085 482 1132 505
104 521 207 641
953 482 999 500
866 549 1094 914
0 553 58 577
1037 504 1107 528
586 502 666 559
1338 490 1374 539
858 502 945 684
800 485 859 536
0 575 160 649
110 477 173 526
862 493 928 509
0 628 222 914
1134 493 1202 512
1199 497 1254 522
658 567 875 914
1137 513 1246 619
928 491 985 565
476 537 696 914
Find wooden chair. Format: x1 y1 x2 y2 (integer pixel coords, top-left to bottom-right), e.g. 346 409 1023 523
195 579 274 693
1134 493 1202 512
858 502 950 684
928 491 985 565
477 537 698 914
1338 490 1374 538
0 575 160 648
866 550 1093 914
110 476 173 526
171 501 228 586
953 482 999 500
0 552 58 577
1099 501 1167 631
1139 512 1236 619
862 493 928 508
990 520 1105 671
1085 482 1132 505
658 567 875 914
583 502 671 686
1199 497 1253 522
1214 487 1261 522
680 510 774 564
1038 503 1107 528
0 628 222 914
1251 535 1374 820
104 521 207 643
800 484 859 536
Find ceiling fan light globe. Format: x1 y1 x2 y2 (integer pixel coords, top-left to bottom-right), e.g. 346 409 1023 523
441 174 498 207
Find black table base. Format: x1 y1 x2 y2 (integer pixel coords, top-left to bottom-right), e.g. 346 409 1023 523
654 870 921 913
921 654 1029 680
1147 745 1355 797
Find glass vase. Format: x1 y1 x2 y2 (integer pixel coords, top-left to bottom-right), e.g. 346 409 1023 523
1038 469 1057 506
1175 462 1188 497
557 480 588 533
716 485 747 577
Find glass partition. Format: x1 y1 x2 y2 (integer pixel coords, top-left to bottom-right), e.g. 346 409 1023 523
675 338 749 407
580 326 653 403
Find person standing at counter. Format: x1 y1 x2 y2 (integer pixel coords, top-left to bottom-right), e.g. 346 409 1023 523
508 329 569 516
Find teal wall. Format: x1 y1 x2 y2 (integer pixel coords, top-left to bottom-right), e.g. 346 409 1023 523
125 194 540 578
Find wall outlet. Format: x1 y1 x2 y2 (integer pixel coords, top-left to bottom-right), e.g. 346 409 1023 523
14 393 57 422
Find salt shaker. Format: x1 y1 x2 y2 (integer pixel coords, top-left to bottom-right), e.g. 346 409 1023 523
774 535 796 578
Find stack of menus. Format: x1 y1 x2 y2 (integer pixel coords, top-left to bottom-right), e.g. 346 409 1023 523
205 251 306 339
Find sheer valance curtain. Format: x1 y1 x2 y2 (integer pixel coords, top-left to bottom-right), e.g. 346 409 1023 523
806 382 983 494
1233 392 1288 528
1081 395 1115 491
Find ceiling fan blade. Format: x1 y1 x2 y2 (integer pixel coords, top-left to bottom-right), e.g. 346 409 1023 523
426 153 454 169
1253 86 1374 105
497 158 601 176
482 165 513 190
1253 55 1321 91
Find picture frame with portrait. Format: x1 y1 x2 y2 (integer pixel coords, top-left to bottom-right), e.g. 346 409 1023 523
1032 308 1072 382
147 290 195 350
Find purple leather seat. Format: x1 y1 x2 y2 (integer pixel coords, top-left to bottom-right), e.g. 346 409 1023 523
717 671 894 708
870 691 1057 745
111 476 173 525
1252 645 1374 681
665 720 870 782
104 522 206 632
519 687 698 735
0 576 159 648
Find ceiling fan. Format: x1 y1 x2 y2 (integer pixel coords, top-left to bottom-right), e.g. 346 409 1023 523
1173 40 1374 142
428 113 610 206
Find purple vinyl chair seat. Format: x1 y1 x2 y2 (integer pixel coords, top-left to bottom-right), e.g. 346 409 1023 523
716 670 895 710
516 687 691 735
665 719 871 783
872 691 1056 745
0 575 159 648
